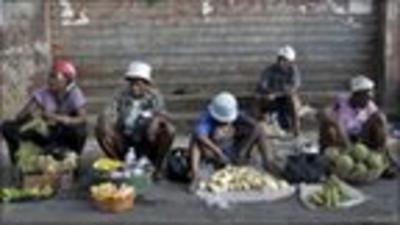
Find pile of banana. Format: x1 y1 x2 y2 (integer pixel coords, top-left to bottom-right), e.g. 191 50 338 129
93 158 124 172
308 175 352 208
0 186 54 202
201 166 290 193
90 182 134 202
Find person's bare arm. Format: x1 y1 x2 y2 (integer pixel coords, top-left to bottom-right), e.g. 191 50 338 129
196 135 229 164
44 107 87 126
15 98 42 120
321 106 351 147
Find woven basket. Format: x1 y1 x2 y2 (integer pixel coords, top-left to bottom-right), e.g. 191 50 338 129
22 173 58 189
92 194 134 213
22 171 75 190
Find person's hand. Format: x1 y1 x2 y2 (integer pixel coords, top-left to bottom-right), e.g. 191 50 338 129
267 93 277 101
44 113 70 125
56 115 72 125
218 153 230 166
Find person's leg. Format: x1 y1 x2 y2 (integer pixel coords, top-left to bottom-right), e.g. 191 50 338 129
254 95 269 121
318 111 347 152
235 122 274 172
54 123 88 155
1 119 50 164
95 114 125 160
286 94 301 136
189 137 202 181
1 120 24 164
275 95 299 135
361 113 387 150
145 116 176 177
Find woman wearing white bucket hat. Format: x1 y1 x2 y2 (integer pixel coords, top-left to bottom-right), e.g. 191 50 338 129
255 45 302 137
188 92 275 191
319 75 387 151
95 61 175 179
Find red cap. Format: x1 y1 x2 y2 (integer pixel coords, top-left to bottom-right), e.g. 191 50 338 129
52 59 77 80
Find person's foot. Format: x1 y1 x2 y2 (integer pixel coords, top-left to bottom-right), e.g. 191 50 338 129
152 170 165 182
188 177 201 193
381 166 398 179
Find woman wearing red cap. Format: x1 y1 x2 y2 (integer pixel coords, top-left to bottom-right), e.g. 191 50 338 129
1 59 88 163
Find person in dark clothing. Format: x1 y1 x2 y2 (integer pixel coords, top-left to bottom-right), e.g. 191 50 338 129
255 45 301 136
1 59 88 163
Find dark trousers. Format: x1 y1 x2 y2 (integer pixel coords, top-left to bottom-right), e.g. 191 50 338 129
258 96 296 130
1 119 87 164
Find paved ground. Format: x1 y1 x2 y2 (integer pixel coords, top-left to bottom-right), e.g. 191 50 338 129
0 179 398 224
0 136 399 224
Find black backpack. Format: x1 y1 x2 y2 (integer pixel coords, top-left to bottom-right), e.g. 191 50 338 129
166 147 191 183
283 153 325 184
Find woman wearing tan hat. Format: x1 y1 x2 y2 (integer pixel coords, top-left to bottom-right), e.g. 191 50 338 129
95 61 175 179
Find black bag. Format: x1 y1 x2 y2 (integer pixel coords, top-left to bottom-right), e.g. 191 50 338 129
166 147 191 183
283 153 325 184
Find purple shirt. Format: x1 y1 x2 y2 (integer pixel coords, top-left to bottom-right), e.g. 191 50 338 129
332 93 378 135
32 86 86 114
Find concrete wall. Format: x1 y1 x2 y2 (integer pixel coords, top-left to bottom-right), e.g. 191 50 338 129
0 0 50 120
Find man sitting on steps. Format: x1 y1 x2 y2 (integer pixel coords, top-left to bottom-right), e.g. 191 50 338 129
95 61 176 179
255 45 302 137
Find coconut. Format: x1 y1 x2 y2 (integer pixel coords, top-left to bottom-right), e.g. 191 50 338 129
350 143 370 162
365 152 386 170
334 154 355 175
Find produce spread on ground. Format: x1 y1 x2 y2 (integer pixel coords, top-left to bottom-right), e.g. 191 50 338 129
1 140 397 214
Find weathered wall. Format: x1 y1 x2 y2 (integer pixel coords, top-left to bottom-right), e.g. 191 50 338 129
0 0 50 120
382 0 400 118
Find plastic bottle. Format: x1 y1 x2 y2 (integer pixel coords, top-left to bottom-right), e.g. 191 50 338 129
125 147 137 166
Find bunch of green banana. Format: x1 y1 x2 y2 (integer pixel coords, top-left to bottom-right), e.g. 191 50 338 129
308 175 351 208
0 186 53 202
19 116 49 137
16 142 43 173
205 166 289 193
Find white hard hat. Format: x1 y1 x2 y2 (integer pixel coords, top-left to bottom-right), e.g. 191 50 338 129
125 61 152 83
277 45 296 61
208 92 239 123
351 75 375 92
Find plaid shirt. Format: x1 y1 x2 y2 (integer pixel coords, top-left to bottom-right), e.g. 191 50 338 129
102 85 165 136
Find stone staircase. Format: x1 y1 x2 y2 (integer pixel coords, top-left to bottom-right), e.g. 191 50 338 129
50 1 378 133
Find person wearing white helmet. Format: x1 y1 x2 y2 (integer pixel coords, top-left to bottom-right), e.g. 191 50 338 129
319 75 387 151
95 61 175 179
188 92 274 191
255 45 301 136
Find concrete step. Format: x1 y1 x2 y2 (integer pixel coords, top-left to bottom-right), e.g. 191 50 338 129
77 64 371 84
85 91 334 118
82 79 347 103
55 15 376 37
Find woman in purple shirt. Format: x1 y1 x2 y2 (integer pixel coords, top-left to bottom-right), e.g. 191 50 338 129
319 75 387 151
1 59 88 163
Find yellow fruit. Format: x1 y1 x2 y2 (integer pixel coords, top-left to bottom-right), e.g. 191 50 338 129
93 158 123 171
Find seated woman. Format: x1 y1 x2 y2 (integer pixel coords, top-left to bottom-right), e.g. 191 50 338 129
1 59 88 163
189 92 275 190
319 75 387 151
95 61 175 179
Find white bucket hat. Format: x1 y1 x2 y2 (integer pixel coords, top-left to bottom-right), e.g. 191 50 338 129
208 92 239 123
351 75 375 92
125 61 152 83
277 45 296 62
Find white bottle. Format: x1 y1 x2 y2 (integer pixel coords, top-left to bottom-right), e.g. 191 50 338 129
125 147 137 166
